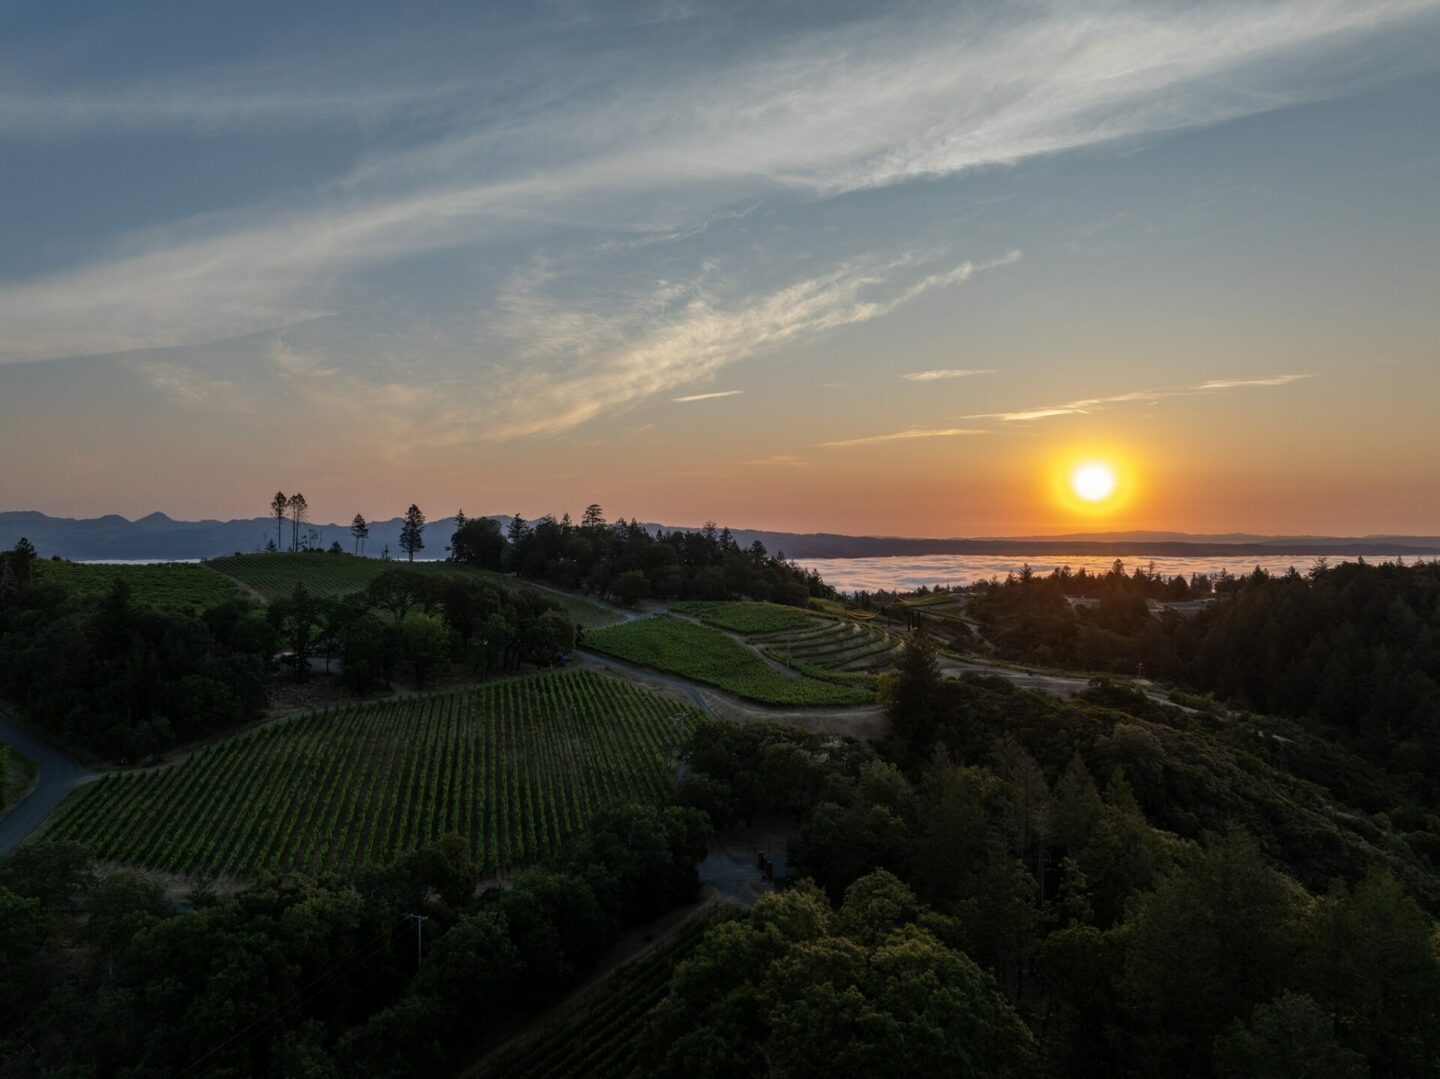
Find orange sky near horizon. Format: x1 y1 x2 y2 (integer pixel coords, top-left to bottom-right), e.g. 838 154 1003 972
1 3 1437 540
3 356 1435 538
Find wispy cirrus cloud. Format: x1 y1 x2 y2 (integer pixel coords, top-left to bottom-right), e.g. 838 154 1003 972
1 1 1435 368
478 251 1017 440
133 361 244 411
674 390 743 403
901 368 994 382
1195 374 1315 390
821 426 987 448
968 373 1317 422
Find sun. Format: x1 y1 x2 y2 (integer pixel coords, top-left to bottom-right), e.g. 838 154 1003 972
1070 461 1118 503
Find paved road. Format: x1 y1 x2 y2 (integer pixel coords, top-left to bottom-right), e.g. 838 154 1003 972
577 651 716 715
938 655 1193 712
0 710 95 854
937 656 1095 697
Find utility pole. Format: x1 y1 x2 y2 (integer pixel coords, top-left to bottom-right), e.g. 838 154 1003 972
407 913 429 972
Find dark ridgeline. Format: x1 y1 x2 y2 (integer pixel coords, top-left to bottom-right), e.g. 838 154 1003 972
8 507 1440 562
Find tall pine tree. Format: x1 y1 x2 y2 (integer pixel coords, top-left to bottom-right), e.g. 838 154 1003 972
399 504 426 561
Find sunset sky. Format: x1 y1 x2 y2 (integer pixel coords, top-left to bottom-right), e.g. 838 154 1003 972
2 1 1438 537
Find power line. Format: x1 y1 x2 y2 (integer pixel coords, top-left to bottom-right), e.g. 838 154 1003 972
407 912 429 972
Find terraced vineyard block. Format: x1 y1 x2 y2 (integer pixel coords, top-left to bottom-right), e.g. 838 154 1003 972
585 617 873 706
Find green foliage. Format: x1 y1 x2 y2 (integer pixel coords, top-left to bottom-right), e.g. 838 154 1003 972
340 610 392 691
671 600 816 634
208 550 620 627
1213 992 1368 1079
764 620 903 673
507 514 828 607
586 616 873 706
210 551 444 600
1303 868 1440 1075
32 558 246 612
1121 834 1310 1073
968 559 1440 776
41 670 700 877
400 611 450 689
643 875 1037 1079
0 885 49 1014
449 516 506 569
0 797 708 1077
613 569 651 607
398 503 427 561
0 579 273 757
271 579 322 681
0 840 96 905
481 914 718 1079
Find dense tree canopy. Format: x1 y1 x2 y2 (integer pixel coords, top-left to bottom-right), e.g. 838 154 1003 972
0 803 709 1076
0 573 272 758
963 558 1440 777
644 874 1037 1079
487 511 830 606
668 650 1440 1077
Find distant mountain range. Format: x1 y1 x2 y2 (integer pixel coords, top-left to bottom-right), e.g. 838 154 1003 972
5 510 1440 562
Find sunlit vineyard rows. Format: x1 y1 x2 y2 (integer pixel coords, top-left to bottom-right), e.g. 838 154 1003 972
43 670 698 876
584 616 873 706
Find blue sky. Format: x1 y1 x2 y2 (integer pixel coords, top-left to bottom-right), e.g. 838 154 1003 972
2 1 1438 534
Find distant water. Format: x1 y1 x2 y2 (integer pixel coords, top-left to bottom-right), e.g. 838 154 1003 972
78 557 449 565
80 558 202 565
799 553 1357 593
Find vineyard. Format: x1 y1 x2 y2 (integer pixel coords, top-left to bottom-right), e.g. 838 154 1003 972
476 912 720 1078
757 617 903 674
583 617 873 706
41 670 698 877
34 560 246 612
670 600 901 674
669 600 815 634
206 552 621 627
206 552 398 599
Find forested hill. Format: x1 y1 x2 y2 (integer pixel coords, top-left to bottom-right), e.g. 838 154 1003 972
966 558 1440 779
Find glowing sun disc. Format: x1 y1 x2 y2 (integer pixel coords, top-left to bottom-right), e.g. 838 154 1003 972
1071 462 1117 503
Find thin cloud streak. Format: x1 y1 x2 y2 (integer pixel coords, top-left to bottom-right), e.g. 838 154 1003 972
901 368 995 382
1196 374 1315 390
821 426 987 448
969 373 1318 422
673 390 744 403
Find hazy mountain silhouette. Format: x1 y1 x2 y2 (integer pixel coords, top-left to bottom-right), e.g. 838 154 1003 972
5 510 1440 562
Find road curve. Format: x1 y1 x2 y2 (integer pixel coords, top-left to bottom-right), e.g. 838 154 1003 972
0 709 96 854
937 656 1094 697
577 651 716 715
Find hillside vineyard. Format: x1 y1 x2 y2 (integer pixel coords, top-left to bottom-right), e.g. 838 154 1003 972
46 671 698 876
